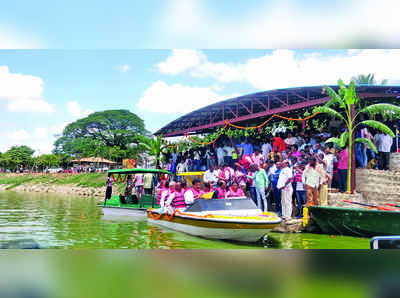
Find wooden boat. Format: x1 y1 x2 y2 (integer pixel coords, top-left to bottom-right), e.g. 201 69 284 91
100 168 172 218
147 198 281 242
308 206 400 238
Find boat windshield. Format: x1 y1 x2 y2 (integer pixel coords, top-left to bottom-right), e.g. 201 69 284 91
185 198 258 212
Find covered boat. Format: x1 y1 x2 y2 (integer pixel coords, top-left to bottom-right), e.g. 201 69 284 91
308 206 400 238
100 168 172 218
147 198 281 242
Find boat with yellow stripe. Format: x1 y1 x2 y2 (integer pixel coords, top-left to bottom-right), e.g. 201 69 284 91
147 198 281 242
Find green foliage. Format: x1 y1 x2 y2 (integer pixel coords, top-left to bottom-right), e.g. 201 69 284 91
0 173 107 189
359 103 400 121
326 132 348 148
355 138 378 153
351 73 388 85
358 120 395 137
0 145 35 171
313 106 346 122
53 110 148 161
140 135 166 169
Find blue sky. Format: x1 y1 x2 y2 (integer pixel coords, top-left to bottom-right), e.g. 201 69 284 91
1 0 400 49
1 49 400 154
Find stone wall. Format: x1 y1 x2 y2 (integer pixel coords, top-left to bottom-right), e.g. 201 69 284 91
354 153 400 205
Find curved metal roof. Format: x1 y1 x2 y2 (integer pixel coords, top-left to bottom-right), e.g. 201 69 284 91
155 85 400 137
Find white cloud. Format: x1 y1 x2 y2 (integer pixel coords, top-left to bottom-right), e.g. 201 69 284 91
0 27 41 49
157 0 400 48
7 98 54 113
2 125 64 154
137 80 237 114
116 64 131 72
157 49 205 75
0 66 54 113
67 101 93 118
6 129 31 142
157 49 400 90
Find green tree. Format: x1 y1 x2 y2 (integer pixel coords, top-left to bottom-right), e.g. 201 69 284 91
140 135 167 169
314 79 400 193
2 145 35 171
54 110 149 161
351 73 388 85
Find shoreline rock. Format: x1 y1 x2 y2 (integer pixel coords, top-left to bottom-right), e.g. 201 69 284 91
0 183 108 198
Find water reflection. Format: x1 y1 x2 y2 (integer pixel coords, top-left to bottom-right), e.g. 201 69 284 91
0 191 369 249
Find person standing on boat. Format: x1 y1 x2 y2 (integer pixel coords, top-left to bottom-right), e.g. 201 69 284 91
218 164 234 187
104 174 113 205
134 173 144 201
247 163 269 212
212 181 228 199
125 175 133 196
302 157 324 206
278 160 293 220
184 179 204 205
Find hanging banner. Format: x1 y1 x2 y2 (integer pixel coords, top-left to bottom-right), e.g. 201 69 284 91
123 159 137 169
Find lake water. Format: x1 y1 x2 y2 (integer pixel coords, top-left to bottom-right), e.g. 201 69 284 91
0 191 370 249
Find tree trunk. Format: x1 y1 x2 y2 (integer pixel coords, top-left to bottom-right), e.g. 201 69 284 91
350 104 356 193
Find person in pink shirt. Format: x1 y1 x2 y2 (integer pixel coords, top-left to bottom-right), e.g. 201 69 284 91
212 181 227 199
337 148 349 193
226 181 245 198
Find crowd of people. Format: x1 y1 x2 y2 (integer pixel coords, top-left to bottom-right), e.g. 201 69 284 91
157 126 397 220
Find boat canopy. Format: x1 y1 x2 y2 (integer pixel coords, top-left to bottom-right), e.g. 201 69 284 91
176 171 204 176
185 198 257 212
107 168 172 175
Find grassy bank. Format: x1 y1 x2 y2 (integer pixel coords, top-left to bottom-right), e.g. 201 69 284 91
0 173 107 190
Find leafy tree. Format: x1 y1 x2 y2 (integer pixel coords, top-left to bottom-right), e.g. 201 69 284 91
140 135 168 169
314 79 400 193
1 146 35 171
54 110 149 161
351 73 388 85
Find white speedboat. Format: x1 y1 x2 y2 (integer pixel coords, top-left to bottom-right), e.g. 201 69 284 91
147 198 281 242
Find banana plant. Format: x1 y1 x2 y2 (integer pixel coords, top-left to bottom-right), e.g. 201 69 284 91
315 79 400 193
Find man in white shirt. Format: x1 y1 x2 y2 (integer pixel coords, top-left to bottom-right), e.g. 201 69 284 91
262 141 272 161
284 134 296 146
223 144 233 167
277 160 293 220
375 132 393 170
216 145 225 166
323 148 337 188
203 164 219 189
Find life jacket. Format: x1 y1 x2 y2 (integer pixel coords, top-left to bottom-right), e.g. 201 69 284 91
157 188 167 204
172 189 186 209
216 187 227 199
189 187 204 198
228 187 244 197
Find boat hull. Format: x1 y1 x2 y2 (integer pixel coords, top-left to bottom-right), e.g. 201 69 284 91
101 206 147 218
309 206 400 237
147 213 280 242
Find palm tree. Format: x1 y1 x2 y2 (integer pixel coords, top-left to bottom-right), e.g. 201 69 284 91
314 79 400 193
351 73 388 85
140 135 167 169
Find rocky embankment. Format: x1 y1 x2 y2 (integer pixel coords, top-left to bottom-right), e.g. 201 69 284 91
0 183 111 198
